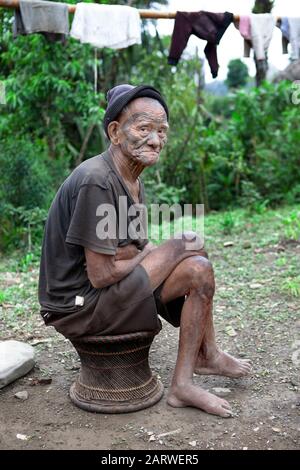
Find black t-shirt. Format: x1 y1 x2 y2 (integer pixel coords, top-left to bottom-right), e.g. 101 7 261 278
38 150 148 315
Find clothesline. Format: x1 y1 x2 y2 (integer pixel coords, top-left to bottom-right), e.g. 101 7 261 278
5 1 297 80
0 0 282 21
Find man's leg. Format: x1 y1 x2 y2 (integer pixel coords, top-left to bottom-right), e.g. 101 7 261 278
141 250 229 417
194 302 251 377
172 247 251 377
140 236 207 291
142 242 251 377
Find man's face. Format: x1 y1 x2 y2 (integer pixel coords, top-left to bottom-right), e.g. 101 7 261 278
116 97 169 167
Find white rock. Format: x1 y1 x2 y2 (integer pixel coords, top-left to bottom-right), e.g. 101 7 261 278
225 326 237 337
16 434 30 441
0 341 35 389
14 390 29 400
212 387 232 397
189 441 197 447
272 427 281 433
156 429 181 439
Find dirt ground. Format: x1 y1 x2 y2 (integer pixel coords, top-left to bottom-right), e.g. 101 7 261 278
0 315 299 451
0 211 299 450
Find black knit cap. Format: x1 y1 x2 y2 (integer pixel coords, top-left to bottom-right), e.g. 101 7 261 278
103 84 169 138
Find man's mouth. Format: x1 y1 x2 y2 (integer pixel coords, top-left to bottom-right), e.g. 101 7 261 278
133 148 161 160
140 149 160 155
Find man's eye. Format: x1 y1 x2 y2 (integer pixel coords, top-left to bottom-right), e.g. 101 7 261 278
140 127 148 132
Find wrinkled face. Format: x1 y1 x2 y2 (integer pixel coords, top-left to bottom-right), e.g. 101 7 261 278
109 97 169 167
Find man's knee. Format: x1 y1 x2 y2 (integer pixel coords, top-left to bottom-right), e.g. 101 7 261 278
184 256 215 298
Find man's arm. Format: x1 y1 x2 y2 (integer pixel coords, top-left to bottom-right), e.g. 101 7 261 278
114 241 155 261
85 245 153 289
85 236 207 290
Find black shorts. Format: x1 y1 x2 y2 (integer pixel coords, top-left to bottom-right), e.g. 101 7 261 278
153 282 184 328
44 265 184 339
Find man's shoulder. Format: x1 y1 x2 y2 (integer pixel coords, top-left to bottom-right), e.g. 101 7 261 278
75 153 113 190
64 152 113 197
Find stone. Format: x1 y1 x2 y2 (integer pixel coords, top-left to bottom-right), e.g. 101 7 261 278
212 387 232 397
14 390 29 400
16 434 30 441
272 427 281 433
243 241 252 249
225 325 237 337
0 341 35 389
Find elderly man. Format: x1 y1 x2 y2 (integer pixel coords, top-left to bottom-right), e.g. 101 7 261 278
39 84 251 418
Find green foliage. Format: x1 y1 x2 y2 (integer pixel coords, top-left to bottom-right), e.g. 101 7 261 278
226 59 249 89
282 277 300 297
220 212 236 235
240 181 269 214
278 211 300 241
252 0 274 14
0 136 52 251
0 3 299 251
0 137 53 209
284 184 300 205
201 82 300 210
0 204 48 252
0 290 7 304
145 179 186 205
14 251 41 273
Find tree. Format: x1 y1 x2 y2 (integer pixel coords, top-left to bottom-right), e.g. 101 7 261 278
226 59 249 89
252 0 274 13
252 0 274 86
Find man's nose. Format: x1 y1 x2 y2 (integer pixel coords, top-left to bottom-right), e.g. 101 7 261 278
147 131 161 148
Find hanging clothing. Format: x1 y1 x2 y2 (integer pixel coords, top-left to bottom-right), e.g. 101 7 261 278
250 13 275 61
70 3 141 49
288 17 300 61
281 17 290 40
239 16 251 41
13 0 69 43
234 15 252 58
278 17 290 54
168 11 233 78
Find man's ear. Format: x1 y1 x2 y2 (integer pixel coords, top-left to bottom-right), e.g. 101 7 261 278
107 121 121 145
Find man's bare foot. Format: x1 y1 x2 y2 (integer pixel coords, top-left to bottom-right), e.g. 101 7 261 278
194 349 252 378
167 383 233 417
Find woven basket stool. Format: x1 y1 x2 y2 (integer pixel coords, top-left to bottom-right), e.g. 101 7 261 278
69 329 164 413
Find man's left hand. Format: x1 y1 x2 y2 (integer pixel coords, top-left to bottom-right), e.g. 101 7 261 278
115 244 141 261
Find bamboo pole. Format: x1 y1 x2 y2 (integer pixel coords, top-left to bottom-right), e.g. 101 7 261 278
0 0 237 19
0 0 176 16
0 0 282 22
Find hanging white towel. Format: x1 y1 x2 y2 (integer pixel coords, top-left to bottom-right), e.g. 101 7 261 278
288 17 300 60
250 13 275 60
70 3 141 49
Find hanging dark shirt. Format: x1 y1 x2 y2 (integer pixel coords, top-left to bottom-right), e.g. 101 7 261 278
168 11 233 78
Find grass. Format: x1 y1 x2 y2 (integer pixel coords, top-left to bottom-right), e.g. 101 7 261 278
282 277 300 298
